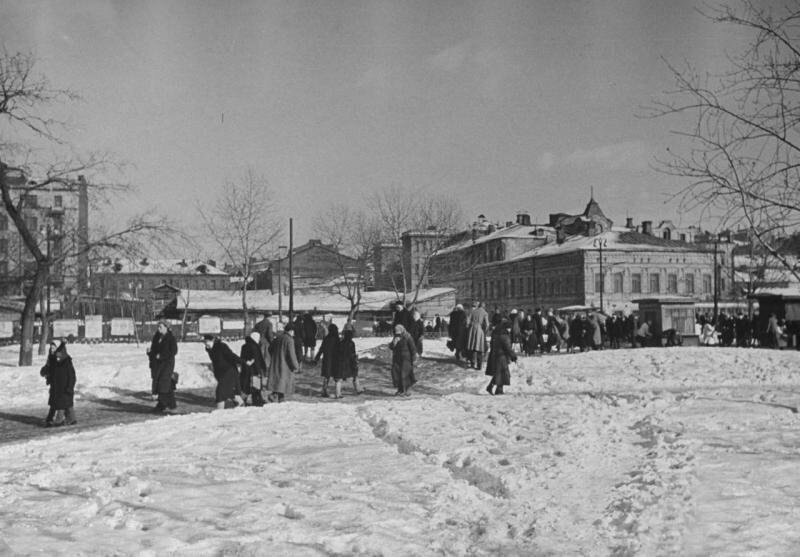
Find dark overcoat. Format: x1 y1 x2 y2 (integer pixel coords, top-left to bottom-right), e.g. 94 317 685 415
448 308 468 353
268 332 300 395
240 336 267 395
485 329 517 386
206 339 241 402
151 330 178 394
339 336 358 379
408 319 425 355
390 332 417 391
315 333 341 379
48 356 77 410
302 314 318 349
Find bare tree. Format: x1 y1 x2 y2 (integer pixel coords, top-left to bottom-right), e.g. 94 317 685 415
649 0 800 283
367 185 464 304
1 50 171 366
313 203 381 320
196 168 281 331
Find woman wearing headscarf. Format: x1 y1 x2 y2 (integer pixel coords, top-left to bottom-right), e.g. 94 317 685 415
48 341 78 426
390 324 417 396
240 330 267 406
40 340 59 426
485 319 517 395
149 321 179 414
408 309 425 356
204 334 245 410
339 327 363 395
315 323 341 398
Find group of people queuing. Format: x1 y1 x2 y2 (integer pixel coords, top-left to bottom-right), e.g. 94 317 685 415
697 310 796 349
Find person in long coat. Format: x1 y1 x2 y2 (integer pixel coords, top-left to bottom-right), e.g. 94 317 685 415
204 335 245 410
448 304 468 362
485 320 517 395
48 341 78 426
339 327 363 394
240 331 267 406
253 313 275 367
315 323 341 398
408 310 425 356
149 321 179 413
40 341 59 425
267 324 300 402
390 324 417 396
302 312 319 359
466 301 489 369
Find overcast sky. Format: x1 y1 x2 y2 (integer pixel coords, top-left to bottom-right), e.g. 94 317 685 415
1 1 756 246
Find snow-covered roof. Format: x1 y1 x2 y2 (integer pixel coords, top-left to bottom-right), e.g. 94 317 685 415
177 287 456 313
750 286 800 299
435 223 554 256
96 259 228 276
501 229 708 264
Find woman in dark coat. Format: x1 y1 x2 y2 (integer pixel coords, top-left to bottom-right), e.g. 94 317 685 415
293 315 305 362
521 313 538 355
485 320 517 395
408 310 425 356
40 341 59 425
149 321 178 414
204 335 245 409
240 331 267 406
448 304 468 362
339 328 363 394
48 341 78 426
315 323 341 398
390 324 417 396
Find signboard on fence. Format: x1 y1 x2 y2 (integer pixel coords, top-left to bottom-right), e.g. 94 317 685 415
84 315 103 339
198 315 221 335
222 318 244 331
53 319 80 338
111 317 136 337
0 321 13 339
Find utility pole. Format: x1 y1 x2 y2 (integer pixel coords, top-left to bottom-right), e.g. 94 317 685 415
277 244 286 323
593 237 607 313
288 217 294 319
713 234 719 323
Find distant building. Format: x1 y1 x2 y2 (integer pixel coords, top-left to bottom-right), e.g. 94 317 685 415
267 239 362 293
0 174 89 298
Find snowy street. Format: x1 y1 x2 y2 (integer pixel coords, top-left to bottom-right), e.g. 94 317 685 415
1 338 799 555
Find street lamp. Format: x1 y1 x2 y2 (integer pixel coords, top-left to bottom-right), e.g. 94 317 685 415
593 237 608 313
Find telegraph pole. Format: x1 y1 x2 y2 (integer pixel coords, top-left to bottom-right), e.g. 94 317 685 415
713 235 719 323
593 237 607 313
288 218 294 319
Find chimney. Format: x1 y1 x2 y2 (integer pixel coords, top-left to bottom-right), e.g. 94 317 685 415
516 212 531 226
505 221 513 228
641 220 653 235
487 223 496 233
625 217 634 229
556 227 566 244
206 259 216 267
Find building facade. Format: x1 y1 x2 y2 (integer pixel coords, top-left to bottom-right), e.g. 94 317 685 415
267 239 362 293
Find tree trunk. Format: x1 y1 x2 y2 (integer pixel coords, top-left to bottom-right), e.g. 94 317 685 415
19 270 46 366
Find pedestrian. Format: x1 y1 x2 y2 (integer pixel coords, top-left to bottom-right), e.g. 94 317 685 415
149 321 179 414
253 312 275 364
408 309 425 356
485 319 517 395
390 324 417 396
302 311 318 360
466 301 489 369
39 340 59 426
766 313 782 349
267 323 300 402
203 334 245 410
240 330 267 406
46 341 78 426
315 323 342 398
635 319 653 347
448 303 468 363
339 327 363 394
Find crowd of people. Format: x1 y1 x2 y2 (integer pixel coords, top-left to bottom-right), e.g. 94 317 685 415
37 303 795 425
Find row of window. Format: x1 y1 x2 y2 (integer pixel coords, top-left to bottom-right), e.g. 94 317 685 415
96 277 227 292
473 269 725 300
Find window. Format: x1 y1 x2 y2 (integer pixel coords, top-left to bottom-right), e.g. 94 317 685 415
24 216 38 231
679 233 686 242
649 273 660 294
0 238 6 255
527 277 532 295
703 274 712 294
22 194 38 208
0 261 6 275
510 277 515 297
594 272 603 293
54 195 63 207
663 229 671 240
0 214 7 230
613 272 623 293
685 273 695 294
631 273 642 294
483 280 488 299
667 273 678 294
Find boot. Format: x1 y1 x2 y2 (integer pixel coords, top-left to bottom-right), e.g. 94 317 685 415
321 378 330 398
215 401 226 410
353 378 364 394
233 395 245 407
486 381 494 395
334 380 342 399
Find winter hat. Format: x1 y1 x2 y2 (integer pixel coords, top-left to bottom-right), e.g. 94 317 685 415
284 323 295 333
157 320 169 328
510 309 518 315
328 323 339 337
249 331 261 343
202 334 215 341
394 324 406 335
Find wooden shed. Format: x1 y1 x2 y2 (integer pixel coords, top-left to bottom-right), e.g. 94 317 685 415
633 296 697 346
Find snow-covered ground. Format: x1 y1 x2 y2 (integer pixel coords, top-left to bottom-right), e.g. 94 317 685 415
1 338 800 555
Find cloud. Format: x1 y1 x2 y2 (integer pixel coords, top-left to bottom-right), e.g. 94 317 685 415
537 141 649 172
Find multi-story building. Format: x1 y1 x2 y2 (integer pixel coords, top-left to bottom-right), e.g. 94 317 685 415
0 175 89 298
267 239 363 293
427 198 733 313
90 258 230 299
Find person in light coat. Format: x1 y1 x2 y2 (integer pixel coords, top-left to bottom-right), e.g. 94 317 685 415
390 324 417 396
267 323 300 402
466 301 489 369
